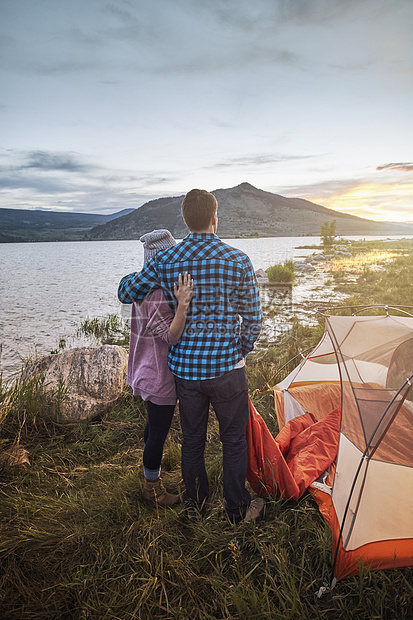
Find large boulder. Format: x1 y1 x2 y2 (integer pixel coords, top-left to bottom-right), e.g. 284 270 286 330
23 345 128 421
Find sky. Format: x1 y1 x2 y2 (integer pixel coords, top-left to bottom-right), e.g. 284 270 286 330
1 0 412 222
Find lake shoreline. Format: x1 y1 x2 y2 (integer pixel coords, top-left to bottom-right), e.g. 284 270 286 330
1 236 412 381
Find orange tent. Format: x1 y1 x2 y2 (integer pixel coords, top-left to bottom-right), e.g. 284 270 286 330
247 309 413 589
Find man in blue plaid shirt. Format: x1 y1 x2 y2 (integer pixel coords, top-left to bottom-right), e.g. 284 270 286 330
118 189 264 523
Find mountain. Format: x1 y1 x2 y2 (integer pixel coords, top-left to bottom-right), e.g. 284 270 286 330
2 184 411 243
106 208 135 221
85 182 412 240
0 207 135 243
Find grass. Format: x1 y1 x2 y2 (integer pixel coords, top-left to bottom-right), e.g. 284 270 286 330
267 260 295 284
78 314 129 347
1 388 412 619
325 238 413 308
1 239 413 619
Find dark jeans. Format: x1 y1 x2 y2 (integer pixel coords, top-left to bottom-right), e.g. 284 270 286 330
143 400 176 472
175 367 251 521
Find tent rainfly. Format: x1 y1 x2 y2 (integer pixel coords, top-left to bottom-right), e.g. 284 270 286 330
271 310 413 591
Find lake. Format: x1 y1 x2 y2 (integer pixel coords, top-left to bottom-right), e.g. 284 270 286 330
0 235 409 380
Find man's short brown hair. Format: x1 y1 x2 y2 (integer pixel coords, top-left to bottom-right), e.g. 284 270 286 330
181 189 217 232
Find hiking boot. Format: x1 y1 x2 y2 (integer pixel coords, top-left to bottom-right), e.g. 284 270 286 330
243 497 266 522
143 478 180 507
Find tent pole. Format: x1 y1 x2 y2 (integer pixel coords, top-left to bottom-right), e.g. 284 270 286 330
328 374 413 586
319 305 413 318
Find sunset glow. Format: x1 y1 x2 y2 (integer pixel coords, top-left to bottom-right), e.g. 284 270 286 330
318 183 413 223
330 251 401 273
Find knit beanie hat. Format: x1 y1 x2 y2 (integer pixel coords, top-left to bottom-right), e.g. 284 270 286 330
140 229 176 262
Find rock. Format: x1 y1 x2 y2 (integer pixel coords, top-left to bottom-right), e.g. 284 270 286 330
256 267 270 284
295 262 316 272
311 253 325 261
304 253 325 264
22 345 128 422
255 268 267 279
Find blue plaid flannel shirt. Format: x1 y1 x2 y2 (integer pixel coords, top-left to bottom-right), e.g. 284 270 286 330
118 233 263 380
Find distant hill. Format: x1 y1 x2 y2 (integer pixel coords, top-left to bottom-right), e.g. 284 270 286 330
106 208 135 221
85 182 412 240
1 185 411 243
0 208 135 242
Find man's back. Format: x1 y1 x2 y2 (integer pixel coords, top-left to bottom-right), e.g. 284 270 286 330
118 232 262 380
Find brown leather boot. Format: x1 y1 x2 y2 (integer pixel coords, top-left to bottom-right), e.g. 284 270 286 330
143 478 180 507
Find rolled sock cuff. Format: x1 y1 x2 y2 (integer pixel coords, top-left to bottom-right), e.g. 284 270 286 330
143 465 161 481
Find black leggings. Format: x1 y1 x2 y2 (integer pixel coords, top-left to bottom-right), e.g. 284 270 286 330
143 400 176 471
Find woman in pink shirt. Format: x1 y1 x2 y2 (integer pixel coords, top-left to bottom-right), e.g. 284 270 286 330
126 230 193 507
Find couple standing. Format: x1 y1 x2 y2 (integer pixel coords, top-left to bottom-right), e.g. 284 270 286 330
118 189 263 523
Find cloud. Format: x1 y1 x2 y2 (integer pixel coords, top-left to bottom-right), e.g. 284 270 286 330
377 162 413 172
276 178 359 199
3 0 408 91
0 150 93 194
274 0 370 25
22 151 90 172
2 0 411 85
207 153 314 171
0 148 178 213
0 174 71 194
104 2 143 29
192 0 366 30
0 152 76 198
1 0 302 78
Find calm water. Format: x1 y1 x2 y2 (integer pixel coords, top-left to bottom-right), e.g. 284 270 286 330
0 235 408 380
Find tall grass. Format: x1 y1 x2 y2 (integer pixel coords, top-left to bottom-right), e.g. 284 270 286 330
327 239 413 308
1 384 412 619
78 314 129 346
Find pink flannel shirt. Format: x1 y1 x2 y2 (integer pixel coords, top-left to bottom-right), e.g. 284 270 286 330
126 289 179 405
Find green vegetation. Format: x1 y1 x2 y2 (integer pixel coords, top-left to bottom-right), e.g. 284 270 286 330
235 231 260 238
1 239 412 619
267 259 295 284
320 220 336 248
326 239 413 308
79 314 130 346
2 364 411 618
0 209 108 243
247 317 324 399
